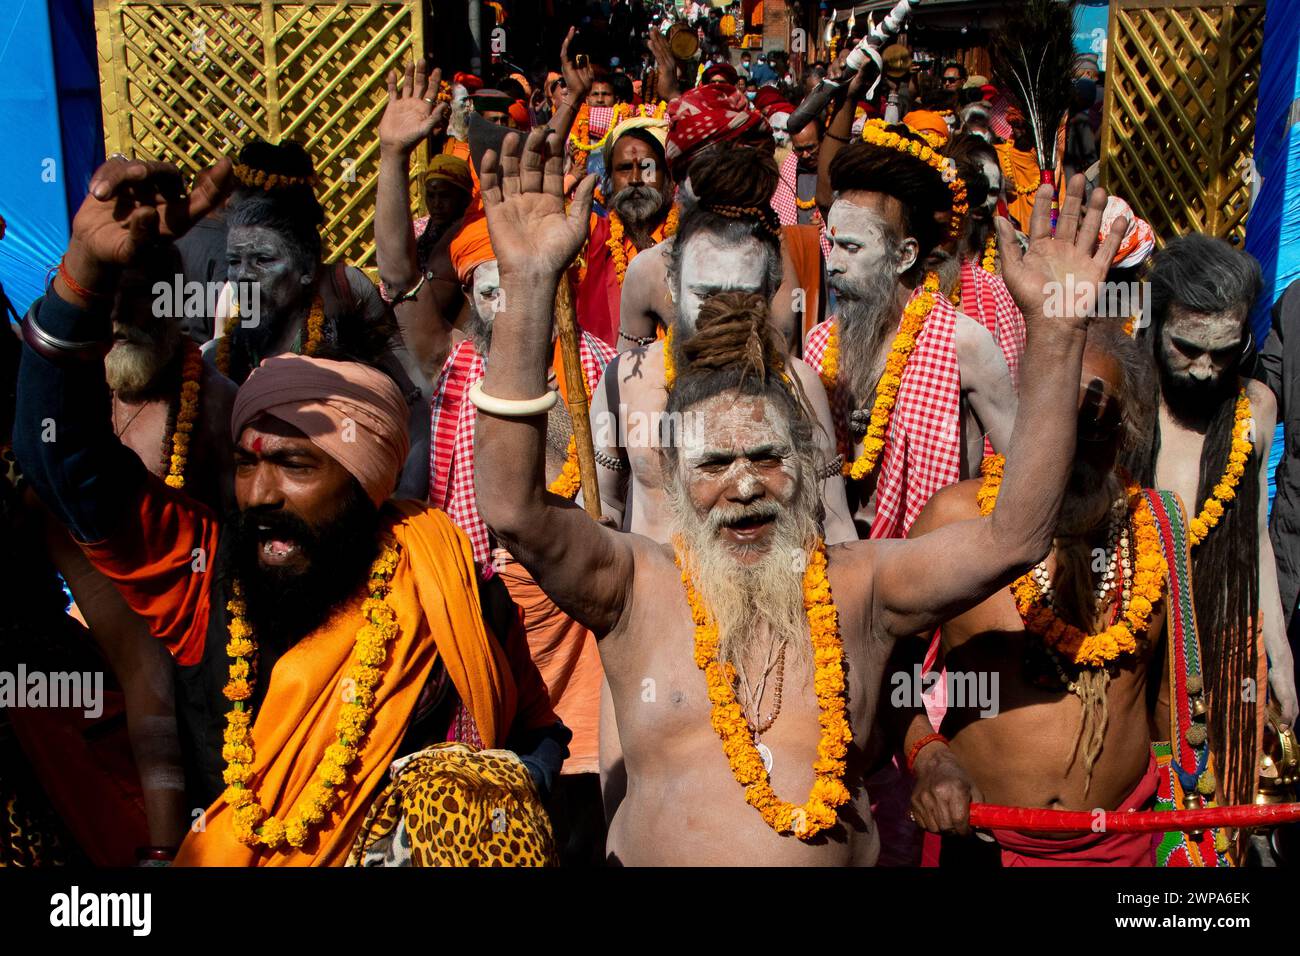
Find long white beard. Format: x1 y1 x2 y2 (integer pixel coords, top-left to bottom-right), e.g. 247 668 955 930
104 325 181 399
669 467 820 676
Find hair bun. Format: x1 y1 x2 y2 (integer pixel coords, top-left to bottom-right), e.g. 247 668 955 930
687 146 779 208
680 292 783 385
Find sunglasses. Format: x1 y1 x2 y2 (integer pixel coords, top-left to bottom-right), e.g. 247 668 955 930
791 143 818 154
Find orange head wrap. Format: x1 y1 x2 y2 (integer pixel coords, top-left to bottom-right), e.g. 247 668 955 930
231 354 411 507
902 109 950 147
448 215 496 285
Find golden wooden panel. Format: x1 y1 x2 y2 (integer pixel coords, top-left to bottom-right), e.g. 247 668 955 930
1101 0 1264 245
94 0 425 273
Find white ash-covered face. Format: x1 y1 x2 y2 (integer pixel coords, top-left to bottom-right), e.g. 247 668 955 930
1159 303 1247 387
976 155 1002 215
678 393 799 562
226 224 313 330
672 234 771 333
469 259 502 323
825 194 916 300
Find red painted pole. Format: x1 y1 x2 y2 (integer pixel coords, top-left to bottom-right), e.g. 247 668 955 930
970 801 1300 833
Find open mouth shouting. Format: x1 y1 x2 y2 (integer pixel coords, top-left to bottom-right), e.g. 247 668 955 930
257 525 304 567
716 507 780 547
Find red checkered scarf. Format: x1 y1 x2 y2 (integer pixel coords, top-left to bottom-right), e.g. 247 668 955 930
665 83 769 177
429 333 616 566
587 104 618 139
770 152 831 258
959 257 1025 388
803 291 963 540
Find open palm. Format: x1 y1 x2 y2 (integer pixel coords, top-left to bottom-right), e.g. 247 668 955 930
998 175 1125 328
481 127 595 278
378 61 447 155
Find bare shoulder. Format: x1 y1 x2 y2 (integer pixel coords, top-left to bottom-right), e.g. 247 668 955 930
1246 377 1278 440
909 478 983 538
618 339 666 388
953 312 1004 373
624 238 671 285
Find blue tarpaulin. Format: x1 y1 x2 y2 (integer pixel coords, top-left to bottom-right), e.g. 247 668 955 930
0 0 102 318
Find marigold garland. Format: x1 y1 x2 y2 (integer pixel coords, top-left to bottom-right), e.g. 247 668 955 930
981 232 998 274
216 295 325 378
861 120 967 240
977 455 1167 668
546 354 593 500
232 163 314 191
1187 389 1251 547
663 325 676 388
164 340 203 489
606 205 680 286
674 537 853 838
221 540 402 850
823 272 940 481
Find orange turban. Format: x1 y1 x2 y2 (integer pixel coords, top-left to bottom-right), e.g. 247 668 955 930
448 215 495 284
902 110 950 146
426 154 472 195
231 354 411 507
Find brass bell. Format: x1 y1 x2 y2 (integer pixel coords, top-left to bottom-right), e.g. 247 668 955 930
1191 695 1207 718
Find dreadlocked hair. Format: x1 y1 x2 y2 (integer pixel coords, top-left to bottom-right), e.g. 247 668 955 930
1123 345 1260 811
669 148 783 301
663 293 822 528
830 131 952 270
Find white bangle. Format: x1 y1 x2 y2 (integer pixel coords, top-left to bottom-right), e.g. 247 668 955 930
468 380 559 417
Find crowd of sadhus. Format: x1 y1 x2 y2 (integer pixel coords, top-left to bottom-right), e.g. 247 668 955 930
2 24 1298 869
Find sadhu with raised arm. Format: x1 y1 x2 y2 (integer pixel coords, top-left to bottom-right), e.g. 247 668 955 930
472 124 1126 864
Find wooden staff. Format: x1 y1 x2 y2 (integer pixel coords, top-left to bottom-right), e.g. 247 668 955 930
553 274 602 520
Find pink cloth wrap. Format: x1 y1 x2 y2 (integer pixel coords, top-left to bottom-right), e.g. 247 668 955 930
231 354 411 507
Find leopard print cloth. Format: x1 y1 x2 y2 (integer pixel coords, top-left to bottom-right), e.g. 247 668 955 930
347 742 557 867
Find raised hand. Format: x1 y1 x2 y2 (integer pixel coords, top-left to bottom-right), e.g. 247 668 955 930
64 156 233 295
481 127 595 280
379 61 448 155
997 174 1125 329
559 28 593 105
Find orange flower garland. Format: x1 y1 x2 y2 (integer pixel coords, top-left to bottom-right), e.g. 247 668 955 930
977 455 1167 668
546 354 592 500
981 232 998 274
222 540 402 850
1187 389 1252 548
164 340 203 490
674 536 853 839
663 325 676 387
216 295 325 377
861 120 967 240
838 272 940 481
606 204 680 286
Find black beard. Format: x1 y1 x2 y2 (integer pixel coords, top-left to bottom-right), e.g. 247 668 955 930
225 481 381 653
1157 348 1238 426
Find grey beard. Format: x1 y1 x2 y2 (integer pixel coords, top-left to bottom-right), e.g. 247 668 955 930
833 264 904 412
467 304 493 355
105 327 182 400
667 455 821 676
610 185 666 235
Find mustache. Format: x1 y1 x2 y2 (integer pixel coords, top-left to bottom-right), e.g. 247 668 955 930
705 499 783 533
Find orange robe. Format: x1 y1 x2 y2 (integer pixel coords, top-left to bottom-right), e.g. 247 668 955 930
995 142 1041 233
82 479 553 867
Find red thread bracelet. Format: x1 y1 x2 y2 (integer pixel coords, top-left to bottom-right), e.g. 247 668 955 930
58 257 109 300
906 732 948 774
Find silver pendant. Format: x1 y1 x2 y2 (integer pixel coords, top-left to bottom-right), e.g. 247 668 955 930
757 741 774 774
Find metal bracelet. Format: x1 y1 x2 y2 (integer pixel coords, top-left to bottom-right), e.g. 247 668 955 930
21 314 111 363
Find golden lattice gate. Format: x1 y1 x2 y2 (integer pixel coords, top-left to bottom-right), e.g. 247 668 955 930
1101 0 1265 245
93 0 425 273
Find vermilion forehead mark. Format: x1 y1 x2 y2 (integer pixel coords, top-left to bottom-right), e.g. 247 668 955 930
252 436 264 453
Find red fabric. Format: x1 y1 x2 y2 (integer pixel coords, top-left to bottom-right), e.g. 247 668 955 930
959 258 1025 388
770 153 831 258
575 215 623 347
665 83 770 177
429 334 616 566
803 292 964 540
994 754 1160 866
80 477 218 667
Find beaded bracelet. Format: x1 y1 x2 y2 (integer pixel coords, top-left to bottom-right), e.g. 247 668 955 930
906 732 949 774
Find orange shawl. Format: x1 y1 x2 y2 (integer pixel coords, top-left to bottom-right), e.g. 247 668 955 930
174 503 518 866
995 142 1041 234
